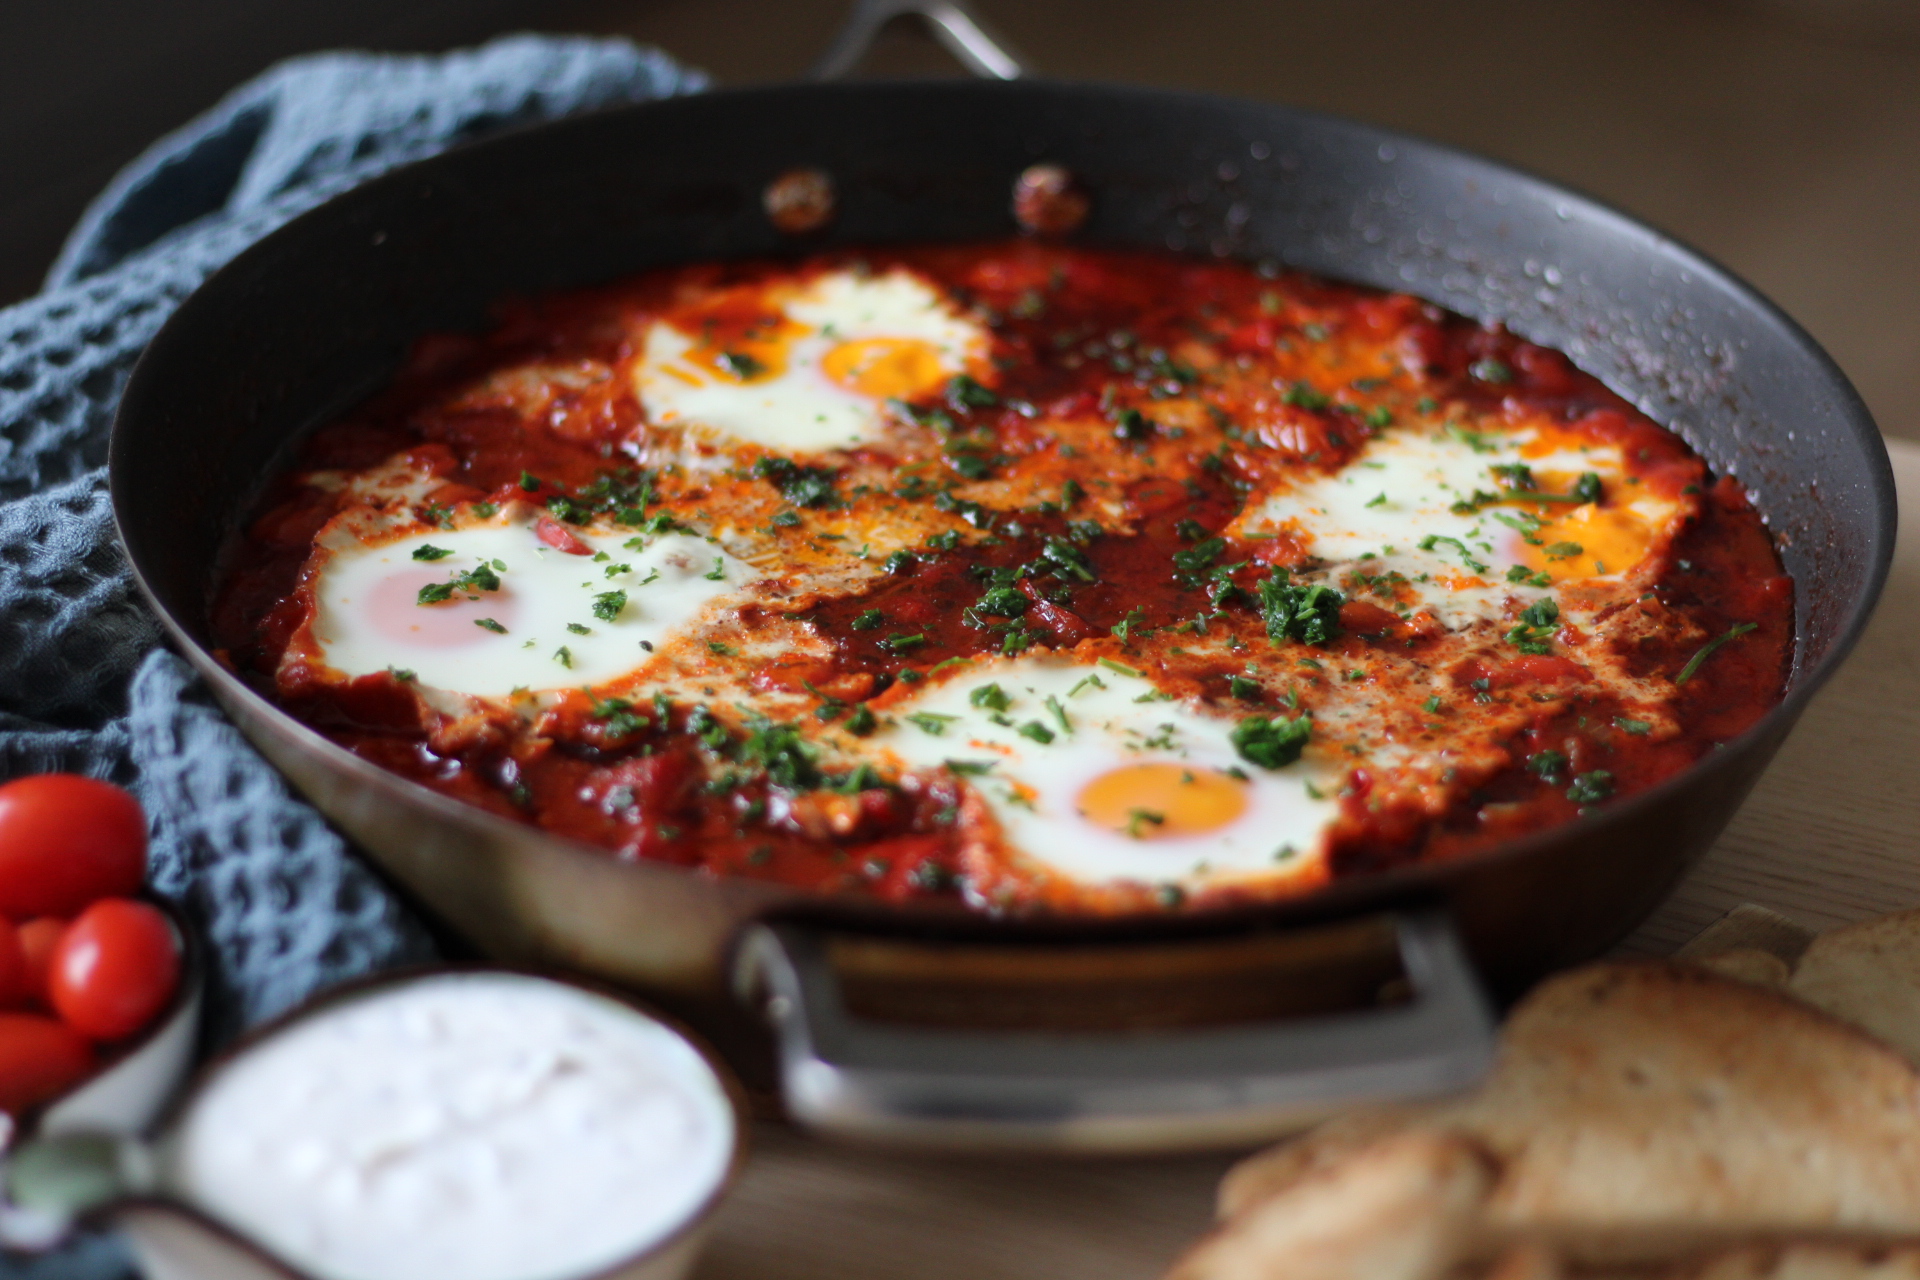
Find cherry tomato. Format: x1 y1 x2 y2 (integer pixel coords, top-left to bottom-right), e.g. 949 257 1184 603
16 918 65 1008
0 920 24 1008
0 1013 95 1114
48 900 179 1041
0 775 147 920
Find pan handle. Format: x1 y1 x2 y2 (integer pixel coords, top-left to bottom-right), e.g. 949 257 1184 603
810 0 1029 82
733 910 1496 1151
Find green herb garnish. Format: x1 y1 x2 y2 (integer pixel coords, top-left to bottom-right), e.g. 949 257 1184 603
1230 714 1313 769
1675 622 1757 684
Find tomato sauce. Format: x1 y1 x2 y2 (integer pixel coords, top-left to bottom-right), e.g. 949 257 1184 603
213 243 1793 915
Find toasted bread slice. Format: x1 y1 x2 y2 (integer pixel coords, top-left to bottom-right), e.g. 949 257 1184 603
1789 909 1920 1068
1169 1130 1491 1280
1217 963 1920 1268
1670 1243 1920 1278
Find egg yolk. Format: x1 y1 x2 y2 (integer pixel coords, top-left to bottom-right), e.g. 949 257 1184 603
821 337 949 400
1511 499 1661 582
1077 764 1249 839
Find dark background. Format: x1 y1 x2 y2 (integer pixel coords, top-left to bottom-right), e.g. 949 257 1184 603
3 0 1915 436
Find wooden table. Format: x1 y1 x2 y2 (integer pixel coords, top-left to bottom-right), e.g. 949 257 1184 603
695 441 1920 1280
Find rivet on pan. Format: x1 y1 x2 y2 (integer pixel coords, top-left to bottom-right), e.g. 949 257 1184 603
1012 163 1089 236
764 168 836 235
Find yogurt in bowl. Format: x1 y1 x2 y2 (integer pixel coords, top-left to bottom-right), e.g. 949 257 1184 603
4 970 744 1280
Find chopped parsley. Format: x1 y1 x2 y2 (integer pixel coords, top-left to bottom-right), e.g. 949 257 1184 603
566 622 591 635
1675 622 1757 684
1017 721 1055 744
703 558 727 581
1228 675 1262 702
1283 381 1330 411
882 632 926 653
1526 750 1568 781
1258 570 1344 647
908 712 958 735
1230 713 1313 769
737 715 820 789
974 586 1029 618
718 351 765 379
1418 534 1489 575
1507 565 1552 588
1113 407 1153 440
588 695 650 739
1044 695 1071 733
1613 716 1652 736
1506 597 1560 655
592 590 627 621
970 683 1012 712
851 609 885 631
416 562 502 605
1036 537 1096 582
752 456 839 508
474 618 507 634
1566 770 1615 805
411 544 454 561
947 374 998 408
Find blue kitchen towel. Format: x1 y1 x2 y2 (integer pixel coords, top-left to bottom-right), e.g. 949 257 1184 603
0 35 706 1278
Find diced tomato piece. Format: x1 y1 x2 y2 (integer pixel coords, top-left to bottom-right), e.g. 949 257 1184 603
1338 600 1400 635
535 515 594 555
1494 654 1590 686
1512 343 1575 396
890 596 937 625
1020 580 1096 643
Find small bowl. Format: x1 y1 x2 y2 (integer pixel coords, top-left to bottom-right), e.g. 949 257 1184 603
10 966 746 1280
8 895 205 1148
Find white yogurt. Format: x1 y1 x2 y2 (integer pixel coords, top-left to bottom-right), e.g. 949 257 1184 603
167 973 736 1280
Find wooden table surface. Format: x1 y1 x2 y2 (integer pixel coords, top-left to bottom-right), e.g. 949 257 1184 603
694 440 1920 1280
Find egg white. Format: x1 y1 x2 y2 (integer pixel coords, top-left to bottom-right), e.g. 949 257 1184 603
311 519 751 697
633 268 987 452
1228 420 1682 629
871 656 1339 891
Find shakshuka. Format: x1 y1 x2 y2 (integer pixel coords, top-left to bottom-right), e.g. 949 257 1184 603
214 243 1792 914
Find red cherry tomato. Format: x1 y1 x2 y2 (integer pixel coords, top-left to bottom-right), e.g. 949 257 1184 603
0 920 24 1008
0 775 147 919
16 919 65 1009
0 1013 95 1114
48 900 179 1041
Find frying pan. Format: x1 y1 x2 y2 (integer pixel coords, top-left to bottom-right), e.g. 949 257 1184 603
108 0 1894 1150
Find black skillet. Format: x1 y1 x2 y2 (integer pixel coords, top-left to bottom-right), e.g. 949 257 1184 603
108 0 1894 1148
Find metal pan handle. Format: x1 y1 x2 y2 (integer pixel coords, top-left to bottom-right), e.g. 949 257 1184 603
810 0 1029 82
733 909 1496 1151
